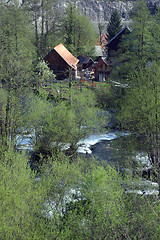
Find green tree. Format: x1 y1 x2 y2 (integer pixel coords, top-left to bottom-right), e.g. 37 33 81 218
1 148 160 239
37 60 56 87
0 148 49 239
60 3 97 56
118 65 160 194
0 4 36 148
115 0 156 83
27 89 107 157
40 156 128 240
107 9 122 40
23 0 58 58
116 1 160 195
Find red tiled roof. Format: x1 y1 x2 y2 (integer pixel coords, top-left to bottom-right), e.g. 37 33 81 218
54 43 79 70
96 34 108 48
101 34 108 44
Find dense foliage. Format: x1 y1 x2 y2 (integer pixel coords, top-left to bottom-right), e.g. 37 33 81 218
0 4 36 148
26 88 106 157
60 3 97 56
107 9 122 40
1 148 160 239
22 0 97 57
1 1 160 239
114 0 160 194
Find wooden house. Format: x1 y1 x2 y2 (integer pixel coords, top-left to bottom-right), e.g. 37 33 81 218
44 43 79 80
94 58 111 82
106 26 131 65
77 56 94 71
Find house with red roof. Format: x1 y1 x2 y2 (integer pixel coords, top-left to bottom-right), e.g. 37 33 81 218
44 43 79 80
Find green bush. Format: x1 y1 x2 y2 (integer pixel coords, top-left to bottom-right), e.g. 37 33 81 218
95 83 126 110
27 89 107 157
0 149 49 239
1 149 160 239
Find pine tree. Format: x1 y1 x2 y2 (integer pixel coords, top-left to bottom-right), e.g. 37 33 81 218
107 9 122 40
113 0 153 83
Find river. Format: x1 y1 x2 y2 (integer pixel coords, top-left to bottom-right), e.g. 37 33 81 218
78 130 158 196
17 127 158 196
16 126 159 220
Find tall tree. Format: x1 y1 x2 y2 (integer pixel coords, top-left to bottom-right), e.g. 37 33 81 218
60 3 97 56
0 148 49 239
107 9 122 40
23 0 58 58
118 64 160 194
114 0 154 83
117 1 160 195
0 4 35 148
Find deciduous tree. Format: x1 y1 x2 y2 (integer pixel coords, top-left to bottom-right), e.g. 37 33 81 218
27 89 106 157
0 4 35 148
23 0 58 58
117 1 160 195
60 3 97 56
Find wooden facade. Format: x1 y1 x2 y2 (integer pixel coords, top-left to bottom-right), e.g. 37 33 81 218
44 43 79 80
77 56 94 71
94 58 111 82
106 26 131 64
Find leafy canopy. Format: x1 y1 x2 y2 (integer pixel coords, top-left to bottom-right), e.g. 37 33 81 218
27 89 107 155
60 3 97 56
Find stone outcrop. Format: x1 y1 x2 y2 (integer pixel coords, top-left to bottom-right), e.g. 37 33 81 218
20 0 160 32
57 0 134 31
76 0 133 22
55 0 160 31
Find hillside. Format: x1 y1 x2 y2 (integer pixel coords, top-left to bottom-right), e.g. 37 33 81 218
64 0 160 29
56 0 133 31
9 0 160 30
20 0 160 31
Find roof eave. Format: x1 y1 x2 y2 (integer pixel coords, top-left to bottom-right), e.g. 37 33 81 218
106 26 131 47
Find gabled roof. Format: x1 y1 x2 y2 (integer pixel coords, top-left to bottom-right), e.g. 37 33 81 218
77 55 94 64
95 58 111 70
54 43 79 70
106 26 131 47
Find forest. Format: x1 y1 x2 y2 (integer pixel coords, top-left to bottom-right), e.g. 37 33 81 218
1 0 160 239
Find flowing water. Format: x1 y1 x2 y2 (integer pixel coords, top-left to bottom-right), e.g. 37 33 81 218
16 127 159 219
77 130 158 196
16 126 159 196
